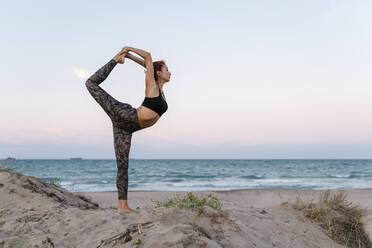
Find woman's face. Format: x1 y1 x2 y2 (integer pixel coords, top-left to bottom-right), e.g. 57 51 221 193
157 65 171 82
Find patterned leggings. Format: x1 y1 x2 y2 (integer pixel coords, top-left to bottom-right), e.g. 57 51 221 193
85 59 141 200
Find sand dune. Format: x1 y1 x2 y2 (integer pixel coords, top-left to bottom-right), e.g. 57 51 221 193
1 169 371 247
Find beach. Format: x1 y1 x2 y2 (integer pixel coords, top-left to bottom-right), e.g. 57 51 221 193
1 169 372 247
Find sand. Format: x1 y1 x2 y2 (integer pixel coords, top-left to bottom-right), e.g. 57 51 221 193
1 169 371 248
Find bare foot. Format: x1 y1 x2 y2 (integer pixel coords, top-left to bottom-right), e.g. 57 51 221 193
118 207 137 214
118 199 138 214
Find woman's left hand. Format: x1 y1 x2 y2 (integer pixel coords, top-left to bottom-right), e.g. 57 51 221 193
113 48 129 64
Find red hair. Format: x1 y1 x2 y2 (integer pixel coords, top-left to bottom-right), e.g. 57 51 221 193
153 60 166 81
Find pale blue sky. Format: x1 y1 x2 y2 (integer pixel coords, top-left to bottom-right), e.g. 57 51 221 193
1 0 371 159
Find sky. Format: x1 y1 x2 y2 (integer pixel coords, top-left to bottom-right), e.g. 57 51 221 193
1 0 372 159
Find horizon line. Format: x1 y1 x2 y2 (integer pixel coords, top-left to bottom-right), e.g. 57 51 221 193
5 158 372 160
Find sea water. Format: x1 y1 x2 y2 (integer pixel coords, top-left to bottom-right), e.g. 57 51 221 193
4 159 372 192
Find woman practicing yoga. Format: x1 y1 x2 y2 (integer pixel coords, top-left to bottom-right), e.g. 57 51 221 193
85 46 171 213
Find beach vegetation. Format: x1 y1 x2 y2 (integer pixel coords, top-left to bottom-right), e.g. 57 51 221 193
45 177 62 187
153 192 226 217
155 192 223 210
133 239 142 245
294 190 371 248
0 157 17 172
0 157 29 176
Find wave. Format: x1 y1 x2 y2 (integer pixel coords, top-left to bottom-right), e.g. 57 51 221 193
240 175 265 179
329 174 351 178
328 174 371 179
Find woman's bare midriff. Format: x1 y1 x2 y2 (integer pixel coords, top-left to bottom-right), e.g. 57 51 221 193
136 105 160 129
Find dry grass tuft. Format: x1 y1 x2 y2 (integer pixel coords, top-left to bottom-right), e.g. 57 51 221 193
154 192 224 211
0 158 17 171
153 192 228 218
294 190 371 248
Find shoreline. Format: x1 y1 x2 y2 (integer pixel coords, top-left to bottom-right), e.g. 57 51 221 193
75 187 372 193
77 188 372 214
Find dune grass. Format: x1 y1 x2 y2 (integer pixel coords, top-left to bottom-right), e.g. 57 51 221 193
0 158 17 172
155 192 223 210
153 192 227 217
294 190 371 248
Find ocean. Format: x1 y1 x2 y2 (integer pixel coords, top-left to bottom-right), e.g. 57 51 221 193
3 159 372 192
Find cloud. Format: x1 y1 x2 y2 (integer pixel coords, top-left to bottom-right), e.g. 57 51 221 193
73 68 91 79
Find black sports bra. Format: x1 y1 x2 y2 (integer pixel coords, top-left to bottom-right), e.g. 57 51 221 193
141 88 168 116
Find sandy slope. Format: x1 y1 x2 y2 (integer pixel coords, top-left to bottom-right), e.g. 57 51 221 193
1 169 371 248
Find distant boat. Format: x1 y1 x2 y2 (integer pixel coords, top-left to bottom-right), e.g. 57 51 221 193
69 157 83 161
5 157 16 161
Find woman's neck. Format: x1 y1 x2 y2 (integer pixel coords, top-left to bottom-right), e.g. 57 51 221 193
157 81 165 91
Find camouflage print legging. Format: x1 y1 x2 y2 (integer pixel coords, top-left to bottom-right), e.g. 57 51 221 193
85 59 142 200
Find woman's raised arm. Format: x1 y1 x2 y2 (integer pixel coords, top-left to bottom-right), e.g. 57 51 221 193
124 47 156 89
125 53 145 68
124 47 150 59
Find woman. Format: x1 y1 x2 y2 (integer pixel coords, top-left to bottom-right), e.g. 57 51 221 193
85 46 171 213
